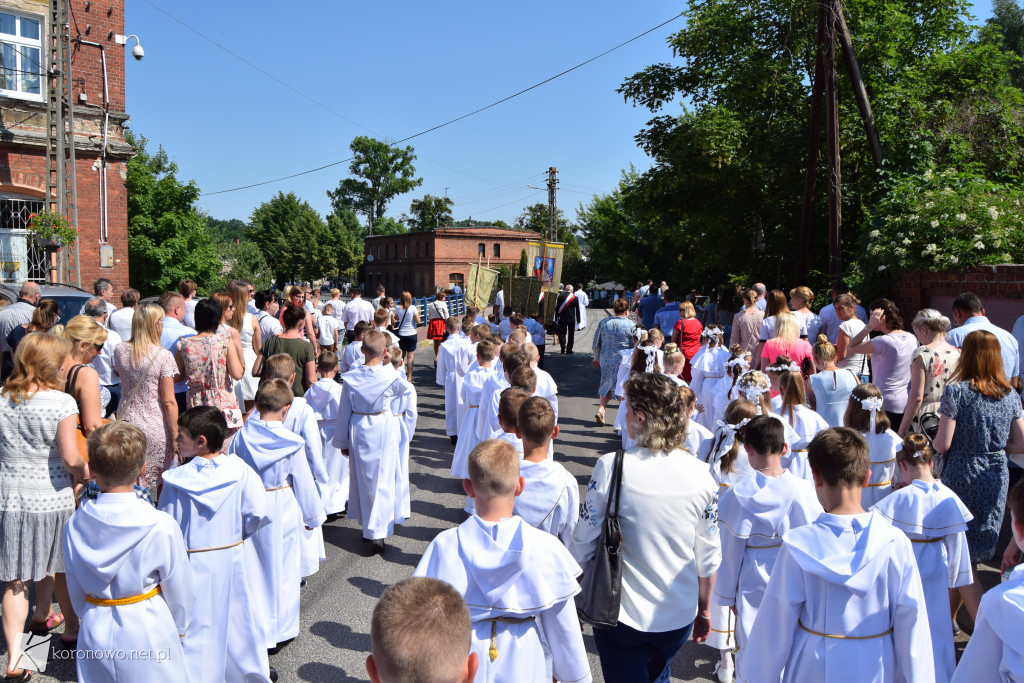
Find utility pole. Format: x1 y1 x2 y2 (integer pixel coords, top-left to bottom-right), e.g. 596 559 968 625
546 167 558 243
46 0 78 284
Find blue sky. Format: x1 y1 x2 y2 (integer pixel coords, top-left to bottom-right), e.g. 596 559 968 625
123 0 997 228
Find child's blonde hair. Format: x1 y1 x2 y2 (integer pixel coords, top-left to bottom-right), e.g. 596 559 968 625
88 421 147 486
256 378 294 413
467 439 520 496
708 399 758 475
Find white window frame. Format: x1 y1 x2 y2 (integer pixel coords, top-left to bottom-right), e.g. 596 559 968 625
0 9 44 102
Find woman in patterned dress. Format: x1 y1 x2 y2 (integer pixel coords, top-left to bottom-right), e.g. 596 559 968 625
176 299 244 438
114 303 180 493
898 308 960 437
0 333 88 676
591 297 637 425
934 330 1024 623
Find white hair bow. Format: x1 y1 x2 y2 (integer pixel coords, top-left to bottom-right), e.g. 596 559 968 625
643 346 658 373
857 395 885 434
725 356 750 372
741 383 769 404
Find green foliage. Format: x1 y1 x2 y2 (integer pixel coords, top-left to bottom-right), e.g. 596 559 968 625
28 209 77 246
451 218 511 229
249 192 341 287
372 216 407 236
517 249 528 276
217 241 273 291
207 217 249 244
988 0 1024 89
860 168 1024 274
125 130 223 296
326 208 364 279
327 137 423 232
408 194 454 231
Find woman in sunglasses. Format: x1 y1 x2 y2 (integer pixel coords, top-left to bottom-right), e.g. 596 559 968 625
60 315 111 434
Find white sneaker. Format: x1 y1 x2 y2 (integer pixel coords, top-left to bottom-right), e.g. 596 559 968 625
714 662 735 683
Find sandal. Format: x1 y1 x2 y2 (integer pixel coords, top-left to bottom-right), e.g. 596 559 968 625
29 611 64 634
4 669 31 682
595 410 605 426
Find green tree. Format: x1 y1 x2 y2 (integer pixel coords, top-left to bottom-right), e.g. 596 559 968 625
249 192 338 287
125 130 223 296
517 249 529 276
206 217 249 244
408 194 454 231
326 208 364 279
327 136 423 234
215 241 273 290
451 218 511 229
371 216 407 236
988 0 1024 89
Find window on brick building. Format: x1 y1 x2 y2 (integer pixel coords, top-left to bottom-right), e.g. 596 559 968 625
478 243 485 257
0 195 47 282
493 243 500 258
404 244 408 259
415 242 420 257
449 273 464 289
0 11 42 100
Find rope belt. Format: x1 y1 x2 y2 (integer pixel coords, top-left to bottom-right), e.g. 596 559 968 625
353 410 386 416
394 411 405 417
792 448 808 453
86 585 161 607
874 457 897 465
467 405 479 409
866 480 893 488
910 537 942 544
188 539 243 554
266 484 292 491
485 616 536 661
747 542 783 549
798 618 893 640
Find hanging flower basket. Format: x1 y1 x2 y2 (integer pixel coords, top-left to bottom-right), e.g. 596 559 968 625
28 210 78 247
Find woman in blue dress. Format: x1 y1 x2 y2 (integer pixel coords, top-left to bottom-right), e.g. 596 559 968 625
591 297 637 425
934 330 1024 624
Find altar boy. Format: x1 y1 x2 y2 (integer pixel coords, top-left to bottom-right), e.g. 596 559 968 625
436 316 469 443
741 427 934 683
159 407 273 683
305 351 348 517
333 330 410 553
414 440 591 683
390 346 417 519
229 379 326 646
63 422 194 683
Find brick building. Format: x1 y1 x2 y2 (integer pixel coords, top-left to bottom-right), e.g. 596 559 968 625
0 0 131 291
364 226 540 296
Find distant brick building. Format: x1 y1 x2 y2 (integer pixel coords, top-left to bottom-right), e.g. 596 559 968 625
0 0 131 291
364 226 541 296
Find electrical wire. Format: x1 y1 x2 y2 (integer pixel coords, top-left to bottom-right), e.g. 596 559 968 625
200 14 684 196
455 191 546 220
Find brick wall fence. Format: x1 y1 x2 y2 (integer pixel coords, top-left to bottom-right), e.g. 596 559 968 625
891 265 1024 331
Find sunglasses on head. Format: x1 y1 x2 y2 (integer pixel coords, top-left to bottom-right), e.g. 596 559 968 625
93 343 104 352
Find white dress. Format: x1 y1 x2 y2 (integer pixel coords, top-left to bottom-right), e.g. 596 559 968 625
305 379 348 516
452 366 496 478
414 516 591 683
576 290 589 329
63 493 194 683
741 511 935 683
158 455 272 683
952 564 1024 682
872 480 973 683
391 376 417 519
862 429 901 508
690 346 729 430
237 313 260 401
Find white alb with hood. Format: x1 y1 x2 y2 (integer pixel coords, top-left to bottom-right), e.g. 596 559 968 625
229 419 326 645
436 333 470 436
952 563 1024 683
513 459 580 548
742 511 935 683
158 454 272 683
872 480 973 683
452 364 496 478
304 377 348 515
391 374 417 519
62 492 194 683
414 515 591 683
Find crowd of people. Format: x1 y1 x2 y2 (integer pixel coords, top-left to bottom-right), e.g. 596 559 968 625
1 271 1024 682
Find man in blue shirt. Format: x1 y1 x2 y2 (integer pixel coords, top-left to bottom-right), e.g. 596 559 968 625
158 291 197 413
947 291 1020 390
653 289 681 338
637 288 664 330
753 283 767 311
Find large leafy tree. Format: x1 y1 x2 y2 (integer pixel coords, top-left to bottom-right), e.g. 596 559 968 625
408 194 454 231
207 217 249 244
327 137 423 233
988 0 1024 89
125 130 223 296
249 192 341 287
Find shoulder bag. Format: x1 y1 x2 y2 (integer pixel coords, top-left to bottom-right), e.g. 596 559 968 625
577 449 625 629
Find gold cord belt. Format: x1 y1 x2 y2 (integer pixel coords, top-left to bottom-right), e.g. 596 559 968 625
485 616 536 661
798 618 893 640
910 537 942 544
747 542 783 549
86 585 161 606
792 448 808 453
266 484 292 491
353 410 385 416
467 405 479 409
866 480 893 488
188 539 243 554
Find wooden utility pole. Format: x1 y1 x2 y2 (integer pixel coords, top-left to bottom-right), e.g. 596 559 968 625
546 167 558 243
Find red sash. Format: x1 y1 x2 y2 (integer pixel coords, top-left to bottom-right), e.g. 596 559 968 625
558 294 576 315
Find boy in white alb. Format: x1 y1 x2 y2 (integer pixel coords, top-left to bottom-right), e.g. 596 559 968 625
513 397 579 548
477 347 527 442
254 354 327 578
522 342 557 421
437 316 469 443
333 330 410 552
952 478 1024 682
339 320 372 373
229 379 326 646
63 422 194 683
304 351 348 517
741 427 934 683
159 407 274 683
496 387 530 455
712 416 823 682
872 433 972 683
414 439 591 683
389 347 417 519
452 339 497 480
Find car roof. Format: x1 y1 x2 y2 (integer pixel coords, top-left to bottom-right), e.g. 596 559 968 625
0 282 92 298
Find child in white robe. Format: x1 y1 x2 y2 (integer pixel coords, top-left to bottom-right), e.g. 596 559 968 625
159 407 274 683
389 347 417 519
741 427 934 683
710 346 752 427
63 422 194 683
522 342 558 421
229 379 326 646
872 433 973 683
844 383 900 507
339 320 371 373
525 313 546 368
495 387 530 456
690 325 729 430
333 331 410 551
679 384 713 457
513 397 579 548
713 416 823 682
305 351 348 516
774 366 829 484
414 439 591 683
452 340 497 479
477 344 527 442
952 478 1024 682
437 317 469 442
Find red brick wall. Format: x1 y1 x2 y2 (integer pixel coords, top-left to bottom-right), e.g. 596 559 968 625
892 265 1024 331
68 0 127 115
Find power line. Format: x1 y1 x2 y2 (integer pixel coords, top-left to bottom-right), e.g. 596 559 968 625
201 14 683 197
455 191 546 220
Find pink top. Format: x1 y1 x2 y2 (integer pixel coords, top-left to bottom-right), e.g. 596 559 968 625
761 338 813 373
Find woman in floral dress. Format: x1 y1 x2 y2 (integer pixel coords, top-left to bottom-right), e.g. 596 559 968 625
176 299 244 437
899 308 960 436
591 297 637 425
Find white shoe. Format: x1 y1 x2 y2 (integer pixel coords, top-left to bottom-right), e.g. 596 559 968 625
714 662 735 683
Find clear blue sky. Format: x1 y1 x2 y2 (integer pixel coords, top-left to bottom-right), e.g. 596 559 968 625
123 0 997 228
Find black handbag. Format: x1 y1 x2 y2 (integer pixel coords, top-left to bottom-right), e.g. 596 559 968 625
577 449 624 629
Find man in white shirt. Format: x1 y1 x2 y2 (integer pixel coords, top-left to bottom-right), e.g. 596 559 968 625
341 286 376 343
158 291 197 414
84 297 122 416
107 288 139 342
818 282 868 343
326 289 345 324
492 290 507 322
255 289 283 341
79 278 118 318
753 282 767 312
948 291 1020 389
